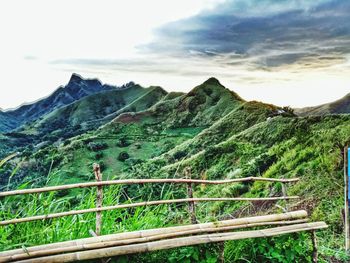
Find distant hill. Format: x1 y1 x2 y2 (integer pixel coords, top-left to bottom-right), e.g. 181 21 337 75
0 73 114 132
295 92 350 116
113 77 244 127
17 84 167 140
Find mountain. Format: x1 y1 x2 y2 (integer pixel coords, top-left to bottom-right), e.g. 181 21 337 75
0 73 114 132
17 84 168 140
295 92 350 116
113 77 244 128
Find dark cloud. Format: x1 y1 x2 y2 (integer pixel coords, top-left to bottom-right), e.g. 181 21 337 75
143 0 350 70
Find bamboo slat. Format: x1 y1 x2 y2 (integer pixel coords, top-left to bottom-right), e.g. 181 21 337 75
93 164 103 236
0 210 307 259
13 222 328 263
0 196 299 226
0 177 300 197
1 219 309 262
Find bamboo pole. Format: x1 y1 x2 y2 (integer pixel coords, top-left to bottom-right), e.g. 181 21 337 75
0 177 300 197
0 210 308 258
93 164 103 236
184 167 197 224
281 182 288 211
1 219 309 262
0 196 299 226
13 222 328 263
310 230 318 263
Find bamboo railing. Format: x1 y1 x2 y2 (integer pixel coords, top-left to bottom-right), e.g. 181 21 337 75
0 176 299 197
0 165 300 229
0 164 328 263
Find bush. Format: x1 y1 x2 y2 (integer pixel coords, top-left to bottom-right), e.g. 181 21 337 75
173 150 187 161
87 142 108 151
117 137 131 147
118 151 130 162
94 152 104 160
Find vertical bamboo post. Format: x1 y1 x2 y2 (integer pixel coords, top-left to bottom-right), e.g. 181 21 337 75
310 230 318 263
93 163 103 236
281 182 288 212
184 167 197 224
344 146 350 251
218 240 225 263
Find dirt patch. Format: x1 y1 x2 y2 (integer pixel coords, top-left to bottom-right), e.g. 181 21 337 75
114 111 152 123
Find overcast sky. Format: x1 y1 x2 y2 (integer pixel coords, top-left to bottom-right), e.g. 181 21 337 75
1 0 350 110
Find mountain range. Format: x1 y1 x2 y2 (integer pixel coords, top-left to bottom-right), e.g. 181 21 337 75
0 74 350 261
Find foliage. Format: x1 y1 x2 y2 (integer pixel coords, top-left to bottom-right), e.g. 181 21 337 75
118 151 130 162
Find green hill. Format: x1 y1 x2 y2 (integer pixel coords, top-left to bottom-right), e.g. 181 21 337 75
296 92 350 116
17 84 167 140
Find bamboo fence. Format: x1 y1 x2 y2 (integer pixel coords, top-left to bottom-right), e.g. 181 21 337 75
0 177 299 197
0 166 312 261
0 196 299 226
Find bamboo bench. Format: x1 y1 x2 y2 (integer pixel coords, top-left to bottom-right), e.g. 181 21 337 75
0 210 327 262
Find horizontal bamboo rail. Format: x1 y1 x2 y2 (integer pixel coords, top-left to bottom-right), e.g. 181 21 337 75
1 219 309 262
0 177 299 197
0 210 307 261
0 196 299 226
13 222 328 263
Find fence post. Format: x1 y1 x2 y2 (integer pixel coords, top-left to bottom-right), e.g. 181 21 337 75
93 163 103 236
310 230 318 263
184 167 197 224
281 182 288 212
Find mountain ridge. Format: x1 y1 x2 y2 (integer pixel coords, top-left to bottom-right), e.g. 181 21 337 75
0 74 116 132
295 92 350 116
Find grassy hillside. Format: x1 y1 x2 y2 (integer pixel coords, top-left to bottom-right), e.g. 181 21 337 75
296 93 350 116
16 84 167 140
116 77 245 128
0 79 349 262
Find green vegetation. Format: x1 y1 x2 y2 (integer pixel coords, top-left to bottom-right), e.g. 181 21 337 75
0 78 350 262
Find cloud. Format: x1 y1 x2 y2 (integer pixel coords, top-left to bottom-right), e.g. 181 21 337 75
143 0 350 72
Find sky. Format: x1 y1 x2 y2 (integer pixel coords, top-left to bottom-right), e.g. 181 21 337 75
0 0 350 110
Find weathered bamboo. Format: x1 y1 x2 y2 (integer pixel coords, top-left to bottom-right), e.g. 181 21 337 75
184 167 197 224
0 196 299 226
310 230 318 263
93 164 103 236
0 210 307 259
13 222 328 263
0 219 309 262
281 182 288 211
0 177 300 197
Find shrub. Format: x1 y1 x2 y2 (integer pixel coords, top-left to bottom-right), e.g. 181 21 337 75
173 150 187 161
118 151 130 162
88 142 108 151
94 152 104 160
117 137 131 147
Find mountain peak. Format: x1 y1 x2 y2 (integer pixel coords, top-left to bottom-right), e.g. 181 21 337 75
202 77 222 86
68 73 83 84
